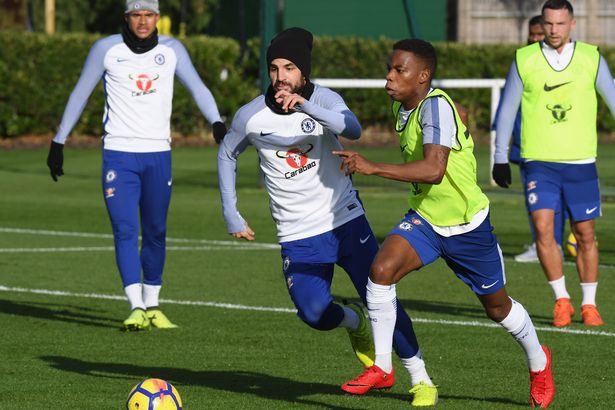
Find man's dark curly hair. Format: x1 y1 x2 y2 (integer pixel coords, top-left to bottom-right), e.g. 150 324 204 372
393 38 437 80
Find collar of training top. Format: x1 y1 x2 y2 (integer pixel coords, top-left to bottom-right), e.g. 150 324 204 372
265 81 315 115
121 22 159 54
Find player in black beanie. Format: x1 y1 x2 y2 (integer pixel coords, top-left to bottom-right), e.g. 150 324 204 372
265 27 315 114
266 27 313 79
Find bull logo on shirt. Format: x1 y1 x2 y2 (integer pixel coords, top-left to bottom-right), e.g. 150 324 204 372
546 103 571 123
129 73 159 96
276 144 314 168
276 144 316 179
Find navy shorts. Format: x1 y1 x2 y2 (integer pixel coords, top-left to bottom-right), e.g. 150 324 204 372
524 161 601 222
279 214 379 306
388 210 506 295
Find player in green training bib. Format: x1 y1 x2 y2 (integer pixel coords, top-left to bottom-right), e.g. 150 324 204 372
335 38 554 408
493 0 615 329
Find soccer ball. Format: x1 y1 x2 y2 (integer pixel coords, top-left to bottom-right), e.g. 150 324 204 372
565 233 577 257
126 378 183 410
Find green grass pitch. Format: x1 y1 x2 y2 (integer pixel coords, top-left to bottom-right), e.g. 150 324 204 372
0 144 614 409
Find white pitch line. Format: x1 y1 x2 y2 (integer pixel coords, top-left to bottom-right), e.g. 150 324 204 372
0 285 295 313
0 245 274 253
1 285 613 338
0 227 280 250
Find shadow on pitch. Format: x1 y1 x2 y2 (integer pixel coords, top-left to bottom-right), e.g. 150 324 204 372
40 355 407 409
0 299 117 328
40 355 527 408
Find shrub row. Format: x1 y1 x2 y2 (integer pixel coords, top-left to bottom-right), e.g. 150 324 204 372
1 32 614 140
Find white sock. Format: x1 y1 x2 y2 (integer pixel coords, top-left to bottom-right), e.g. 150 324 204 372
548 276 570 300
124 283 146 311
581 282 598 306
401 350 434 386
142 284 162 309
499 298 546 372
339 305 360 330
366 278 397 373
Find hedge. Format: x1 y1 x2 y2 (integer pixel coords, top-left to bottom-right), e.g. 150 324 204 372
1 32 614 139
0 32 257 138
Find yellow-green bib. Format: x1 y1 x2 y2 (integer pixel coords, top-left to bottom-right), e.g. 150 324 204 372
394 89 489 226
516 41 599 161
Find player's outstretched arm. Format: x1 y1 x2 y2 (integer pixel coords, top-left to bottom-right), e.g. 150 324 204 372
49 38 109 181
334 144 449 184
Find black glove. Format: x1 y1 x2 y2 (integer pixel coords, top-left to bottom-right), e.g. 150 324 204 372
492 163 511 188
212 121 227 144
47 141 64 182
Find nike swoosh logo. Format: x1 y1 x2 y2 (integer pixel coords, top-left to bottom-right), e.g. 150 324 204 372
359 235 371 244
481 280 499 289
543 81 571 92
260 131 274 136
585 206 598 214
117 58 128 63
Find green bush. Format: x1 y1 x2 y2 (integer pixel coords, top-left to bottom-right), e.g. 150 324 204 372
0 32 257 138
1 32 614 139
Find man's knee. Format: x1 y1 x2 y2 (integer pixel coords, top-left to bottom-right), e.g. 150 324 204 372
370 260 397 285
112 223 138 242
297 301 342 331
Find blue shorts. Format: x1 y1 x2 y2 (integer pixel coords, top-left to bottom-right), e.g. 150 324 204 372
524 161 601 222
520 161 567 244
279 214 378 300
278 215 378 328
388 210 506 295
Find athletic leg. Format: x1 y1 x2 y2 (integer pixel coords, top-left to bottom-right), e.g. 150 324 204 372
336 216 422 360
103 150 149 330
102 150 143 300
283 260 342 330
140 151 172 289
562 163 603 326
337 216 432 387
443 213 553 407
137 151 176 328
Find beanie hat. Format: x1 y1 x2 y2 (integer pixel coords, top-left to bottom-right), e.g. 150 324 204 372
125 0 160 14
266 27 313 78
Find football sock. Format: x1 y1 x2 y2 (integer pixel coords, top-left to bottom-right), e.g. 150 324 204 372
548 276 570 300
580 282 598 306
366 278 397 373
143 284 162 309
339 305 361 330
124 283 146 311
499 298 546 372
401 350 434 386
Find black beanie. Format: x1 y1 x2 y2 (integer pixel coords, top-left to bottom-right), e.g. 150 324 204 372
266 27 313 78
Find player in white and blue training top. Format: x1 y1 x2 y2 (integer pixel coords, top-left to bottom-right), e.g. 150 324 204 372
46 0 227 331
217 27 435 393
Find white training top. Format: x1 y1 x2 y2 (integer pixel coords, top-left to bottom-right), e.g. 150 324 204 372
218 84 365 242
54 34 221 153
